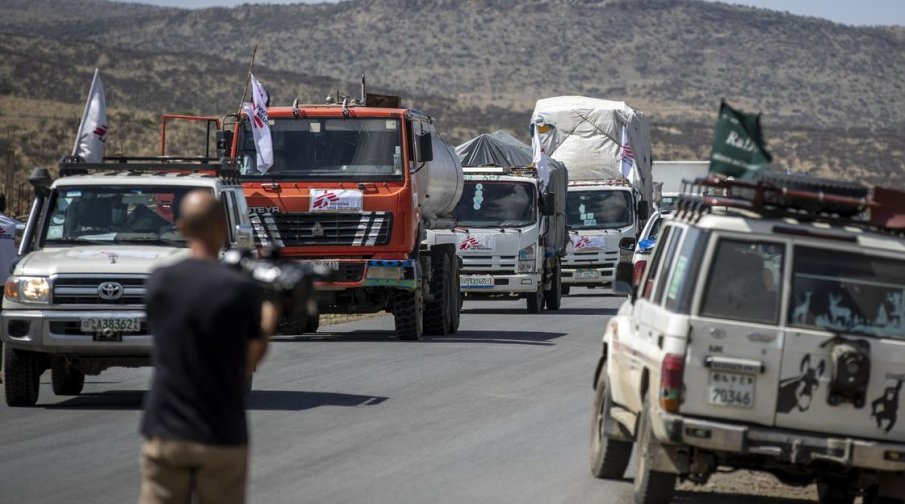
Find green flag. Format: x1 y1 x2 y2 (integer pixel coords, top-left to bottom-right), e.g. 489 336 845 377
709 101 772 179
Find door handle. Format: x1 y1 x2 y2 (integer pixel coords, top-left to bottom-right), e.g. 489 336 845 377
747 332 777 343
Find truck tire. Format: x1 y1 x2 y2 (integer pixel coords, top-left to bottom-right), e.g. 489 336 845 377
527 283 544 314
448 257 461 334
545 259 562 311
393 286 424 340
632 399 677 504
424 253 451 336
591 364 632 479
51 359 85 396
562 285 571 296
816 480 855 504
4 347 41 407
304 313 320 333
277 314 306 337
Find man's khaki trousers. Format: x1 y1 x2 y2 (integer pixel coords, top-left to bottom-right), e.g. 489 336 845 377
139 437 248 504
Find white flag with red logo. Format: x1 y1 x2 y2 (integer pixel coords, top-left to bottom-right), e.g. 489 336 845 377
619 126 635 179
531 116 552 190
242 73 273 174
72 68 107 162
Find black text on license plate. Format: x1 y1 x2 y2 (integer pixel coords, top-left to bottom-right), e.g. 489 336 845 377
81 318 141 334
707 371 755 408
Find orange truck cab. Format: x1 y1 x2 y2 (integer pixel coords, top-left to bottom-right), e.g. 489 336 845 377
226 94 464 340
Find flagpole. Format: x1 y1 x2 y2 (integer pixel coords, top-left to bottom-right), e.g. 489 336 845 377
237 45 258 116
72 68 100 157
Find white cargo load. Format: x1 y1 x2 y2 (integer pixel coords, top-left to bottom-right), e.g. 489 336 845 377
532 96 653 206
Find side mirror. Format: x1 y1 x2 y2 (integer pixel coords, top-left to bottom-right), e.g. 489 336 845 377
541 192 556 216
235 224 255 250
216 130 234 159
637 201 650 221
613 261 635 297
416 133 434 163
619 237 636 250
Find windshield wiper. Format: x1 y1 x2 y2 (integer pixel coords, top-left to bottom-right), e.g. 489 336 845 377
45 238 110 245
113 236 185 246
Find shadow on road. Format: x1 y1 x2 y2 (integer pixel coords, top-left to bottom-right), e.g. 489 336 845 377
673 492 811 503
45 390 145 410
279 329 567 346
461 307 618 316
247 390 387 411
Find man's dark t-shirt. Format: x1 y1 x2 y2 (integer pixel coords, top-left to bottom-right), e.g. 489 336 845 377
141 259 262 446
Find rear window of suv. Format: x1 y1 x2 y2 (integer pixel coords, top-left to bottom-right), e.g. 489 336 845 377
788 246 905 339
699 238 785 325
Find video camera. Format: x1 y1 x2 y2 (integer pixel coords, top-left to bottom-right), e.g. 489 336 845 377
221 248 334 317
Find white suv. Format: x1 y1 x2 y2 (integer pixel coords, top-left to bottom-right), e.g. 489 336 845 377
591 174 905 504
2 158 252 407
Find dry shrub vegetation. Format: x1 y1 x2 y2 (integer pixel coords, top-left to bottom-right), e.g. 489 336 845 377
0 0 903 213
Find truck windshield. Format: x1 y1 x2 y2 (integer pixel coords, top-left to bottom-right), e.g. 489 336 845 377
454 181 536 228
40 186 202 247
238 117 404 181
567 190 634 230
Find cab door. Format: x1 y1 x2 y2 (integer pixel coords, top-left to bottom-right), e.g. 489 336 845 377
775 243 905 443
680 234 788 428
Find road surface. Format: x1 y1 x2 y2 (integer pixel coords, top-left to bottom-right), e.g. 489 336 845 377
0 289 817 503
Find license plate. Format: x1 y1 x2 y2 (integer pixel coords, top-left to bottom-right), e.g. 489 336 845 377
574 269 601 280
303 260 339 271
461 276 494 288
81 317 141 334
708 371 755 408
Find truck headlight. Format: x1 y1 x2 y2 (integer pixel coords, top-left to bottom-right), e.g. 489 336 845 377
5 276 51 304
518 260 533 273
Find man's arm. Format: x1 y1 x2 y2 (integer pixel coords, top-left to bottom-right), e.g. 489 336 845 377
247 300 278 375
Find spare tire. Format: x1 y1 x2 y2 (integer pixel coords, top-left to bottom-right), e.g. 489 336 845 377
755 172 868 217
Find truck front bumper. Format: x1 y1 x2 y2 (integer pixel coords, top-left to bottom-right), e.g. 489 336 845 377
561 267 615 286
655 410 905 473
2 309 151 355
315 259 417 291
459 273 539 295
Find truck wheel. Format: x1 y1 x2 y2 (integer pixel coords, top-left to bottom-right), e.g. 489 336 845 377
448 258 460 334
277 314 306 336
527 284 544 314
304 313 320 333
51 359 85 396
864 485 905 504
591 364 632 479
632 399 677 504
4 347 41 407
424 254 451 336
562 285 571 296
816 480 855 504
393 287 424 340
545 259 562 311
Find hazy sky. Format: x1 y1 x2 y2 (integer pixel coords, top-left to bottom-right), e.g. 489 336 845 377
117 0 905 26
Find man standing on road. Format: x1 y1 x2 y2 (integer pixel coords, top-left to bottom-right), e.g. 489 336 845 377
138 190 277 504
0 193 21 383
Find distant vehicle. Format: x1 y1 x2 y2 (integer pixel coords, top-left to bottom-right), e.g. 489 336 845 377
533 97 653 295
445 131 569 313
652 160 709 212
228 87 464 339
3 158 252 407
591 173 905 504
631 211 670 285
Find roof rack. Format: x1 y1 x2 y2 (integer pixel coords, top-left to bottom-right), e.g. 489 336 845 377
675 175 905 233
58 156 241 184
568 178 633 188
462 165 537 177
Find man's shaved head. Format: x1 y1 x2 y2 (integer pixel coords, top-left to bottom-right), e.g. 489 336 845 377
178 189 227 257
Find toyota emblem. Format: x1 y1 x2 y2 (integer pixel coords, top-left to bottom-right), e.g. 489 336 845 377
97 282 124 300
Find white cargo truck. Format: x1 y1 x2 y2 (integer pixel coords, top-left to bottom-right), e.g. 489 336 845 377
532 97 653 294
651 160 709 211
435 131 568 313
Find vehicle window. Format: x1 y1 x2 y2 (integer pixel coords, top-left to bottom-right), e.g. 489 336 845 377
664 227 707 313
41 185 205 247
699 238 785 325
653 227 685 304
566 190 634 230
641 225 674 300
227 191 241 228
454 181 537 228
238 117 403 181
789 246 905 340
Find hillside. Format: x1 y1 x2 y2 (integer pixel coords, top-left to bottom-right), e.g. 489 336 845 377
0 0 903 213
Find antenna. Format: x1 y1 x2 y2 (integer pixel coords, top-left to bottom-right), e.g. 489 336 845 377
361 73 367 106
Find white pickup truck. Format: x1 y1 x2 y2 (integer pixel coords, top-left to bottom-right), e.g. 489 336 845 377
2 158 252 407
592 174 905 504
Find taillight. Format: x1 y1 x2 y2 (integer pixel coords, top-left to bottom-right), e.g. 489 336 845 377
660 353 684 413
633 260 647 286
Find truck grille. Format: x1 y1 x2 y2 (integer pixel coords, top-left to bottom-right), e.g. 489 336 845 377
461 255 518 274
52 276 146 305
251 212 392 247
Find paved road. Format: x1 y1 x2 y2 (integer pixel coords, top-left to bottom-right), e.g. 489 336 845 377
0 289 814 503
